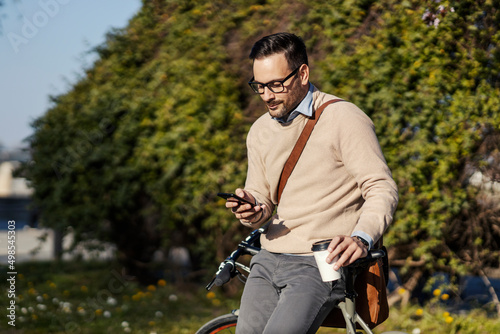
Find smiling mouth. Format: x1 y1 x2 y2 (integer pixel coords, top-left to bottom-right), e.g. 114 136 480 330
267 102 281 110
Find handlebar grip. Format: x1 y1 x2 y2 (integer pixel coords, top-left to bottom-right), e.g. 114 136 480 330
348 249 387 269
214 262 234 286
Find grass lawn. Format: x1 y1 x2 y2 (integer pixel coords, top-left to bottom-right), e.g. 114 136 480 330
1 260 499 333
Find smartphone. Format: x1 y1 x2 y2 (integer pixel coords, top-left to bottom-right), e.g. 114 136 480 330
217 192 254 206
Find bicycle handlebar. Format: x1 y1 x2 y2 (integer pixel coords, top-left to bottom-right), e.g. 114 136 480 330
349 249 386 268
205 228 264 291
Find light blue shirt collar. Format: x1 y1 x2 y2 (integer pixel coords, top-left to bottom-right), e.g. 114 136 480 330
273 83 314 124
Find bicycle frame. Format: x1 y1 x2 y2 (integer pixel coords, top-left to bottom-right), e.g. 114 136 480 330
341 265 375 334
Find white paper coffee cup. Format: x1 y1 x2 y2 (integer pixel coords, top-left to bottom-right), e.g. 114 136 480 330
312 240 341 282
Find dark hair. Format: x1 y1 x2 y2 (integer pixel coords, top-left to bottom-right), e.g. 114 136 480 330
249 32 308 69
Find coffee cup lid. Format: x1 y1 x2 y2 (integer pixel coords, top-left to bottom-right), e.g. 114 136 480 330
311 239 332 251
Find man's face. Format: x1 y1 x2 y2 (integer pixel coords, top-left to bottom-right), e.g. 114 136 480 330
252 53 309 119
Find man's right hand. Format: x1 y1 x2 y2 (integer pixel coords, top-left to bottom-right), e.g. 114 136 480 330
226 188 266 224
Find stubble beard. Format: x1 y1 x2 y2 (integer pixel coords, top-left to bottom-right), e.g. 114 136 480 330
265 77 306 119
267 101 289 119
267 90 303 119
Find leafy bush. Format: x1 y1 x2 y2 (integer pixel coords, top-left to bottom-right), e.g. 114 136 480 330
22 0 500 294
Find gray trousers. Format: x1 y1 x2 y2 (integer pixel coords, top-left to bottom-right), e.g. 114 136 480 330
236 250 345 334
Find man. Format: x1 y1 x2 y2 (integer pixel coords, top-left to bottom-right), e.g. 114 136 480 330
226 32 398 334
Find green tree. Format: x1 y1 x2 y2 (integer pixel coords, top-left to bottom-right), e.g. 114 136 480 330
23 0 500 295
297 0 500 300
24 1 251 283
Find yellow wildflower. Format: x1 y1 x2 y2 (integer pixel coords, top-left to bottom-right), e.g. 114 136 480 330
397 287 406 295
95 309 103 316
49 282 57 289
147 285 156 292
157 279 167 287
443 311 450 317
206 291 216 299
433 289 441 297
441 293 450 301
415 308 424 316
445 316 453 324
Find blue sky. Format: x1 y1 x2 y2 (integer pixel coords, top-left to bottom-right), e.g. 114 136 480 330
0 0 142 150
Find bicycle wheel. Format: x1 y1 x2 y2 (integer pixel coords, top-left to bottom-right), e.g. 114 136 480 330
196 313 238 334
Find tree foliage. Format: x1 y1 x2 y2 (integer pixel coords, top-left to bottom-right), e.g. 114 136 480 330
23 0 500 289
296 0 500 295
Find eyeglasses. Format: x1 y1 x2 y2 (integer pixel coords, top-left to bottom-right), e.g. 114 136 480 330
248 66 300 94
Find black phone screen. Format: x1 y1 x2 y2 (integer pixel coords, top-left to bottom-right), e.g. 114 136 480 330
217 192 254 205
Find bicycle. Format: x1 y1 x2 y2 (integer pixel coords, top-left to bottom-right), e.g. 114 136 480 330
196 227 407 334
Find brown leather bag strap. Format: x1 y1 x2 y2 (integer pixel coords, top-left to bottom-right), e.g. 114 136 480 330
277 99 344 203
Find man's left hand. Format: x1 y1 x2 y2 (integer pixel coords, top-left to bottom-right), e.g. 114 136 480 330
326 235 368 270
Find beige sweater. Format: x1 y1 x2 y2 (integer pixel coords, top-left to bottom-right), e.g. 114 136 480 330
243 88 398 254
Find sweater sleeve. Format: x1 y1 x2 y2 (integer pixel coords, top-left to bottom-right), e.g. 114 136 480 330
241 122 276 228
332 103 398 243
